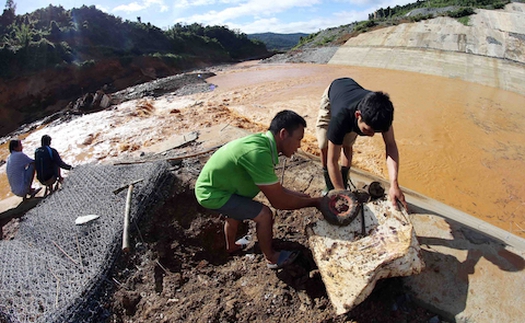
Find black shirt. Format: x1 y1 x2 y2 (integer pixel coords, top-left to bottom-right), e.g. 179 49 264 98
327 78 371 145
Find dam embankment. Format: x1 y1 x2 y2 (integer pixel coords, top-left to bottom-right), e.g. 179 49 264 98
329 3 525 95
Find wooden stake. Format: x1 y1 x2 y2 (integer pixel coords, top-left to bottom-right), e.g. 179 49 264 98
122 184 134 253
112 178 144 195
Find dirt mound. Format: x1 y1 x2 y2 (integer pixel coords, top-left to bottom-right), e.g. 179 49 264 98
103 155 440 323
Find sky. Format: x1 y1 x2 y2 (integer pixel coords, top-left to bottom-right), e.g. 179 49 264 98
14 0 413 34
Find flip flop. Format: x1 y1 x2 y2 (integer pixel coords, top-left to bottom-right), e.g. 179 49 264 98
235 235 252 249
267 250 300 270
228 235 253 255
28 187 42 198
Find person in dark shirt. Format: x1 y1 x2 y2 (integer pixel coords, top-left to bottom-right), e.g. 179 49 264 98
315 77 407 210
35 135 73 196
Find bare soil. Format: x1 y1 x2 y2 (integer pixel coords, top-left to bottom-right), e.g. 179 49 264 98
0 64 450 322
104 153 440 323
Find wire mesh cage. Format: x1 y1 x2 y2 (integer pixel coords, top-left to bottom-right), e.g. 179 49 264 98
0 161 174 323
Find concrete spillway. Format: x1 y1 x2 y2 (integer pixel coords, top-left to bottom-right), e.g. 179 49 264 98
329 3 525 95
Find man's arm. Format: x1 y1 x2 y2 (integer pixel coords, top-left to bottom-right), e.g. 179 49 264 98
258 182 322 210
382 126 407 210
327 141 345 190
21 153 34 166
51 149 72 170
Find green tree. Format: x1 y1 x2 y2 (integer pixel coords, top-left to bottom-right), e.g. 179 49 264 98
14 23 32 48
0 0 16 30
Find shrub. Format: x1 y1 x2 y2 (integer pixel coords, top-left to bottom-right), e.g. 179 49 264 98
457 16 470 25
446 7 475 18
354 20 377 33
408 14 434 22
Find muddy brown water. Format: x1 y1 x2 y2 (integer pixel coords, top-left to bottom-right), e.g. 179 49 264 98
1 62 525 239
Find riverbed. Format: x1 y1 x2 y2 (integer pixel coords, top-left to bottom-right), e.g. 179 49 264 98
1 61 524 238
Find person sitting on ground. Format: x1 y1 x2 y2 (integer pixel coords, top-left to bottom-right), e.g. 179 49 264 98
6 139 41 200
35 135 73 196
316 77 407 210
195 110 322 269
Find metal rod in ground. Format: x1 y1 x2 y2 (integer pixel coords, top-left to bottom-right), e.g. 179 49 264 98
122 184 134 253
361 206 366 235
281 159 287 184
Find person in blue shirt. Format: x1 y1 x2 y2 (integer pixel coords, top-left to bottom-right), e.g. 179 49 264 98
6 139 41 200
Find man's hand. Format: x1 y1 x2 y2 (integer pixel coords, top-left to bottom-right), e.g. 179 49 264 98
388 185 407 211
259 183 322 210
283 187 323 209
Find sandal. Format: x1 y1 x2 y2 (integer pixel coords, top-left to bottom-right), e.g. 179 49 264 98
267 250 299 270
228 235 253 255
27 187 42 199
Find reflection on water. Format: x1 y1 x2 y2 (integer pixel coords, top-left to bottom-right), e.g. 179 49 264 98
1 62 524 238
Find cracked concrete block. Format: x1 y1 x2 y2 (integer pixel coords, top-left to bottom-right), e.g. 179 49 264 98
307 199 424 315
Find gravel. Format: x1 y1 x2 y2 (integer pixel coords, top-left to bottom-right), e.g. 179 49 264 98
262 47 339 64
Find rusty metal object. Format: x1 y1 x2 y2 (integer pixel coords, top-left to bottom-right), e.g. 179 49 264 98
368 181 385 199
320 190 361 226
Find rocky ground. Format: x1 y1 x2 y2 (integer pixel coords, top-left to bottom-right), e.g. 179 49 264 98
96 57 444 321
102 153 442 323
262 47 339 64
1 53 447 322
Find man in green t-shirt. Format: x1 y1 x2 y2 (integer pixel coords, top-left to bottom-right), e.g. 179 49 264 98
195 110 322 269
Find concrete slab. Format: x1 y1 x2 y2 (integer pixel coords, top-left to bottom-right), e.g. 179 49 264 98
329 3 525 95
308 196 424 315
347 168 525 323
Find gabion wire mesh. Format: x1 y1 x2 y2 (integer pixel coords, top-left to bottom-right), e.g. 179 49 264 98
0 161 173 323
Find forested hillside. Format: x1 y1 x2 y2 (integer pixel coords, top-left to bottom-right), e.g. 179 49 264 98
0 2 268 79
247 32 308 51
0 1 270 136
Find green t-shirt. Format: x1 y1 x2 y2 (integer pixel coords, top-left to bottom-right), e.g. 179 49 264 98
195 131 279 209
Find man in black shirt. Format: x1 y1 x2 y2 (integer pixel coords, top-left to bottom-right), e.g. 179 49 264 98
315 77 407 209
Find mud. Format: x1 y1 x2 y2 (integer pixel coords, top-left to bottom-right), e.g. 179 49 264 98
3 60 521 321
104 155 439 323
2 61 525 237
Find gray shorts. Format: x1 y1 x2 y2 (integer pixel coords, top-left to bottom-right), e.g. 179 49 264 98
215 194 264 221
316 85 358 149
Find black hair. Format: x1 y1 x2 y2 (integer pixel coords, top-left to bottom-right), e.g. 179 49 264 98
41 135 51 146
8 140 20 153
268 110 307 135
357 91 394 132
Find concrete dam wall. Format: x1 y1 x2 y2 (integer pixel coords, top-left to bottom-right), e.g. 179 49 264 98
329 3 525 95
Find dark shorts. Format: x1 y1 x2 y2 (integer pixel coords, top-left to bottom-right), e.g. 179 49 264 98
215 194 264 221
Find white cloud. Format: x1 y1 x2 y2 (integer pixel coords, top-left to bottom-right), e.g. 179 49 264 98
175 0 245 9
178 0 321 25
113 0 169 13
335 0 383 6
114 2 145 13
146 0 169 12
219 6 371 33
95 4 110 13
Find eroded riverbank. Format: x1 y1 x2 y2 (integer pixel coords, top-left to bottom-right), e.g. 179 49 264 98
1 61 524 238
